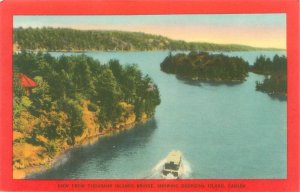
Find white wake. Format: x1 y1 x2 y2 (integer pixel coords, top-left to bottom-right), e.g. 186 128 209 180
145 154 192 179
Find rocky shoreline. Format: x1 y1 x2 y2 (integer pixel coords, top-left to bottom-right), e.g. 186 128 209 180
13 101 149 179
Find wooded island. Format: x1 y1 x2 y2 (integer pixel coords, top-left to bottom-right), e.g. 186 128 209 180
160 51 249 82
160 51 287 97
251 55 287 96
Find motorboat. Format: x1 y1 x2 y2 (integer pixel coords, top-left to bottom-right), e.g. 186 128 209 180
161 150 183 179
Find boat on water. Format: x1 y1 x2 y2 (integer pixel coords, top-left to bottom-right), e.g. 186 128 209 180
161 150 183 179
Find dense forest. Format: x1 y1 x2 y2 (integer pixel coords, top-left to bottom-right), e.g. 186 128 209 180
13 27 283 52
160 51 286 96
13 52 160 178
160 51 249 82
251 55 287 96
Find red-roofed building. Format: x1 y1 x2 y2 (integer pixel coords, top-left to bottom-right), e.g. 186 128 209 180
18 73 38 95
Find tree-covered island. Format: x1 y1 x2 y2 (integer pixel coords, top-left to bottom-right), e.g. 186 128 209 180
251 55 287 97
160 51 249 82
13 52 160 178
160 51 286 97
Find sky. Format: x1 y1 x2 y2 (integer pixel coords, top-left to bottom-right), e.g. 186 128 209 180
14 14 286 49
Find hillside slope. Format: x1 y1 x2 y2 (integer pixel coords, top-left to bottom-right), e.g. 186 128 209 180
13 27 284 52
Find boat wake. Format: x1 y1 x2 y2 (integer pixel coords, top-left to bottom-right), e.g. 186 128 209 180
144 155 192 179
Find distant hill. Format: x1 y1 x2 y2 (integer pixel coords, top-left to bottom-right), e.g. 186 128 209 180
13 27 284 52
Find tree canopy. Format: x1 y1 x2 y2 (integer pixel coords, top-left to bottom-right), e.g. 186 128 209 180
13 51 161 145
252 54 287 96
160 51 249 82
13 27 283 52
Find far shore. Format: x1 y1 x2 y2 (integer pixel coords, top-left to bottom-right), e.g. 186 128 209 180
13 48 286 54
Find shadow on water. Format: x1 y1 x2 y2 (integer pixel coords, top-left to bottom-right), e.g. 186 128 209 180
175 75 244 87
267 94 287 102
28 119 158 179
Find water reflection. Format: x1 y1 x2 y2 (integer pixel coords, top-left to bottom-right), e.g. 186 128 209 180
266 94 287 101
28 119 157 179
175 75 244 87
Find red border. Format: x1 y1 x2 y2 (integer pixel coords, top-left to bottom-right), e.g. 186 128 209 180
0 0 299 191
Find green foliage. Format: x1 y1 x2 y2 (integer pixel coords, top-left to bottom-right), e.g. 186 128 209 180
13 72 31 132
161 51 249 81
13 27 283 52
13 51 161 146
87 102 99 112
94 66 122 125
44 141 58 157
30 76 52 114
58 99 84 139
251 54 287 75
253 55 287 95
20 96 32 108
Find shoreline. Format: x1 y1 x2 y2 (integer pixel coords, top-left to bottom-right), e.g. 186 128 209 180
14 115 149 179
14 48 286 54
175 75 246 85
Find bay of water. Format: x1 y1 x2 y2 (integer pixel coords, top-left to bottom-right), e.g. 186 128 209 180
32 51 286 179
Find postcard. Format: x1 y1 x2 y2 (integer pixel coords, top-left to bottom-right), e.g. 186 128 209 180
0 0 299 191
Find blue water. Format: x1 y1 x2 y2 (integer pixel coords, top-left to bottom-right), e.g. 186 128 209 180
32 51 286 179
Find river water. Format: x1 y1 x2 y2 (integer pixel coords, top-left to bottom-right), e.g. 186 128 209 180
31 51 286 179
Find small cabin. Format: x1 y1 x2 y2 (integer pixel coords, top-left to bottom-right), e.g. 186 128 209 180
18 73 38 95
